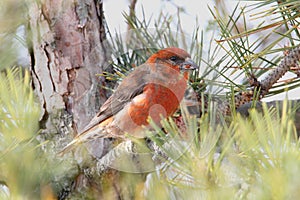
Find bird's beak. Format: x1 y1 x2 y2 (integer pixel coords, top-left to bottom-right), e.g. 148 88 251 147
180 58 199 71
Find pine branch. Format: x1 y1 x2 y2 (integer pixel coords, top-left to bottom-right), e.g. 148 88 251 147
260 47 300 95
84 139 170 177
214 46 300 115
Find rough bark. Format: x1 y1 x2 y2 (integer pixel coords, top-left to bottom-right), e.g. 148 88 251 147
29 0 109 134
27 0 117 198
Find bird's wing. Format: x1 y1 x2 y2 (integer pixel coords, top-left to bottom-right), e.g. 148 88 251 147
78 64 150 135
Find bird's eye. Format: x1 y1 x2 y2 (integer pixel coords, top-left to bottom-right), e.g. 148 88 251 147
169 56 179 62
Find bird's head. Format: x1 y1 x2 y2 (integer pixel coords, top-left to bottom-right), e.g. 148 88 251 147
146 47 199 73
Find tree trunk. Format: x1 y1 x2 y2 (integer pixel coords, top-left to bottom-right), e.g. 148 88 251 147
28 0 119 198
28 0 111 151
29 0 109 133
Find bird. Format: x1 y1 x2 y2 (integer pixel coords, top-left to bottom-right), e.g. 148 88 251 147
60 47 199 154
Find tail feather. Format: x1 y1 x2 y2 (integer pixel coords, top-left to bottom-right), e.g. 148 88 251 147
57 137 82 156
58 125 106 156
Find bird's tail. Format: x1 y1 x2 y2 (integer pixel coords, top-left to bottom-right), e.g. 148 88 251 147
57 138 82 156
58 125 106 156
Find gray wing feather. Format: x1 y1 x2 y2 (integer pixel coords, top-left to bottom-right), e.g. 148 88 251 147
78 65 150 135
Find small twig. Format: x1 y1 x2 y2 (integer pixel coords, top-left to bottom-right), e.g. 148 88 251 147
127 0 138 31
227 65 300 73
277 77 299 84
225 66 272 70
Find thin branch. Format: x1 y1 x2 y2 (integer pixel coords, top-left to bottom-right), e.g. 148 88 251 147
214 46 300 115
84 139 168 179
